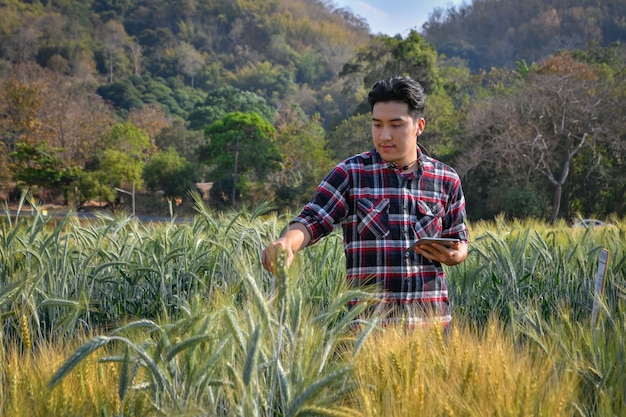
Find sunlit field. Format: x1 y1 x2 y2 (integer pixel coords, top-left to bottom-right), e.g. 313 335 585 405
2 194 625 416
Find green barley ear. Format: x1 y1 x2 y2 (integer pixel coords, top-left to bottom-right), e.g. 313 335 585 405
276 249 289 304
118 345 131 405
243 325 261 387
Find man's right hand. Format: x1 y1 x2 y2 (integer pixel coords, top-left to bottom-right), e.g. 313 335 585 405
262 238 294 275
261 223 311 275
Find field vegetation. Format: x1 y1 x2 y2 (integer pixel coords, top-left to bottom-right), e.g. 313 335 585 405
1 194 625 416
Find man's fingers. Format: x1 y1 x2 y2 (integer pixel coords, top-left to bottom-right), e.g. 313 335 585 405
262 247 276 272
416 242 451 263
262 243 293 273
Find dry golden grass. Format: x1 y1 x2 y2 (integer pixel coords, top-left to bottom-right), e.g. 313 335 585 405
349 317 578 417
1 335 149 417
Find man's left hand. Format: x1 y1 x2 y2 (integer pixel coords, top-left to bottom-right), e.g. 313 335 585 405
413 241 468 266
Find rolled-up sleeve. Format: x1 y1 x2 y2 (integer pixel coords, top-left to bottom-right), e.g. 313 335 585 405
291 165 350 245
442 175 469 242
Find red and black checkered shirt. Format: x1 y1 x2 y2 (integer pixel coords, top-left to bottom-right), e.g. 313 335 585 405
291 147 469 326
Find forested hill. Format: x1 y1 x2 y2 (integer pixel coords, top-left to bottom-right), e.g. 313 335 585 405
422 0 626 71
0 0 371 120
2 0 624 120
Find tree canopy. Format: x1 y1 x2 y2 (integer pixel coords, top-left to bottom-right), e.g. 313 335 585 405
187 86 276 131
143 147 196 199
200 112 282 206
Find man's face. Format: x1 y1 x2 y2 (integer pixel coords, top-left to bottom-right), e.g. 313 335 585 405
372 101 425 165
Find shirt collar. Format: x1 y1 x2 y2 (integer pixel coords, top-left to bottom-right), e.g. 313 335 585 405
417 146 434 172
368 145 435 174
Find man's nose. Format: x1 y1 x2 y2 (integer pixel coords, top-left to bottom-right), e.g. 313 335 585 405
380 126 392 140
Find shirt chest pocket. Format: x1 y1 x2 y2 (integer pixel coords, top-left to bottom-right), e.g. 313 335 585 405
356 198 390 239
415 200 444 237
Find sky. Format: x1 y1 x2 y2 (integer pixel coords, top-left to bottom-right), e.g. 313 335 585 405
333 0 465 36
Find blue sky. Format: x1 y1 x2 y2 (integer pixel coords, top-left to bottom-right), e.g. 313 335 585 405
333 0 466 36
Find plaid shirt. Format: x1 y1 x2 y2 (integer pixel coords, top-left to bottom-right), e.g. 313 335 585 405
291 147 469 326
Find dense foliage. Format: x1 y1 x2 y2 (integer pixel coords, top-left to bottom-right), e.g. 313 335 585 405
422 0 626 71
0 0 625 221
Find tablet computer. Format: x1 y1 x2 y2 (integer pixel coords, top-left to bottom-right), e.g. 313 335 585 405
406 237 460 252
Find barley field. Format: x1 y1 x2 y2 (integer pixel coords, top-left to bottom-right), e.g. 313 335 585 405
1 194 625 416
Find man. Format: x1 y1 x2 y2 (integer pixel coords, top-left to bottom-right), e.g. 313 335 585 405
262 75 469 327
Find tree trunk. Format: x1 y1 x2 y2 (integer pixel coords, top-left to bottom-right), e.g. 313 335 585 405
551 183 562 223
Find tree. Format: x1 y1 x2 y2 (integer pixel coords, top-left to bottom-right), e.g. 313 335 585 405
36 72 114 167
143 147 196 198
453 91 552 219
72 170 117 205
187 86 275 130
0 73 58 193
341 30 443 95
98 148 144 190
104 120 151 159
99 20 131 83
200 112 282 206
514 54 611 221
128 41 142 75
0 67 117 194
176 42 204 88
96 78 143 111
155 119 204 163
566 45 626 216
326 113 372 162
458 53 613 221
272 108 334 207
2 16 41 64
0 75 49 152
230 60 294 99
10 142 79 202
95 121 150 190
127 103 171 151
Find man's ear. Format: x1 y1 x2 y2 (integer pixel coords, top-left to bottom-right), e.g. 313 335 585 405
416 117 425 135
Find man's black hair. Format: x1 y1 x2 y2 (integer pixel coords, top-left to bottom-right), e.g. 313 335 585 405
367 75 426 120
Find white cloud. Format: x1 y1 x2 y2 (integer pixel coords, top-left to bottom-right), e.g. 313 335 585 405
352 1 393 34
353 1 389 21
334 0 465 36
